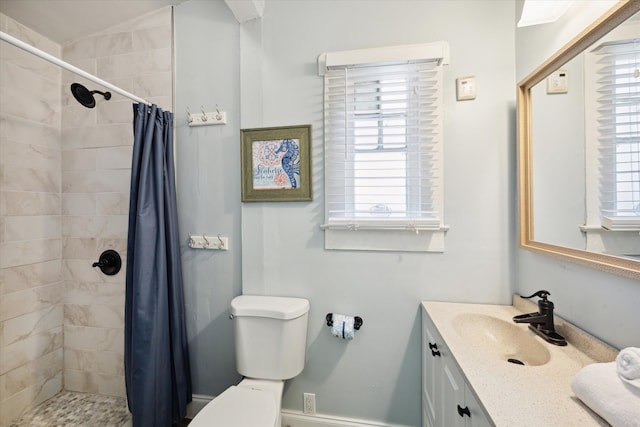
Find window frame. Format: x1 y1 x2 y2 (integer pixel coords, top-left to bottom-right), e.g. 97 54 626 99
318 42 449 252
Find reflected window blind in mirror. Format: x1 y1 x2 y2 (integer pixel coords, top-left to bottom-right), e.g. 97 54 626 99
595 39 640 229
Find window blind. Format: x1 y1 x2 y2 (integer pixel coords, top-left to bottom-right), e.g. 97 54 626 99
595 39 640 229
323 59 443 231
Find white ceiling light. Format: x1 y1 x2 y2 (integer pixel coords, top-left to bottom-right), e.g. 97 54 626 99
518 0 573 27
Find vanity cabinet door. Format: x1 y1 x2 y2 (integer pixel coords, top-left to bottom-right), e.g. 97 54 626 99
441 356 465 427
422 307 493 427
465 388 491 427
422 312 442 427
442 354 491 427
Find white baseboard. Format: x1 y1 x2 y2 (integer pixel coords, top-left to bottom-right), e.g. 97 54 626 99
187 397 412 427
281 410 414 427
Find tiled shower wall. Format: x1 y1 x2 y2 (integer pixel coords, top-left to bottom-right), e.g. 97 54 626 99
0 14 64 425
0 7 172 424
60 6 172 398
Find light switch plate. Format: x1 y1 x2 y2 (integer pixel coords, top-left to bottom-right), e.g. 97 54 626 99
547 68 568 94
456 76 476 101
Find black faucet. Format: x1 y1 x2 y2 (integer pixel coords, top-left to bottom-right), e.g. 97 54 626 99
512 290 567 346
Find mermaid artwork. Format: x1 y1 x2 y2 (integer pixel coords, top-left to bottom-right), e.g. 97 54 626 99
275 139 300 189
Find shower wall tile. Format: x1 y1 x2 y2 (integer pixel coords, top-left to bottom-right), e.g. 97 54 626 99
62 149 97 171
98 100 136 124
62 103 97 128
62 215 128 240
64 281 98 305
63 32 132 63
132 25 172 51
3 216 61 241
0 62 60 126
0 282 63 322
59 5 172 398
1 348 62 398
0 238 62 269
0 22 59 80
63 237 97 260
1 16 59 58
97 48 171 80
62 123 132 149
95 32 133 58
96 146 133 169
0 260 62 296
63 259 108 283
64 370 125 398
64 325 123 353
64 304 124 329
62 193 97 215
64 349 124 376
1 141 61 172
2 305 64 347
62 170 131 193
132 71 172 97
0 327 63 375
1 12 65 422
0 371 62 426
1 167 60 193
0 191 60 216
104 7 171 36
97 193 129 215
0 114 60 150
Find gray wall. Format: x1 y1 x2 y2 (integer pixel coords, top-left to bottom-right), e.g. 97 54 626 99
515 0 640 351
174 0 243 398
175 0 515 424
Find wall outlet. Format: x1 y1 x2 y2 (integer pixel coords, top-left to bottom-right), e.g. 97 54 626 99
303 392 316 415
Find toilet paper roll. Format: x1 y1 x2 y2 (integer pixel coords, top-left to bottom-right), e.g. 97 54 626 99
331 314 355 340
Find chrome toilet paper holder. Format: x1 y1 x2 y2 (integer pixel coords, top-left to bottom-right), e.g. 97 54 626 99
326 313 363 330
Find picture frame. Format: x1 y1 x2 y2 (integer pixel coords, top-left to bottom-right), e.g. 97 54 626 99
240 125 312 202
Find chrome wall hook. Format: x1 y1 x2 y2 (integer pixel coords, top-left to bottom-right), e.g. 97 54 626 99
186 106 227 126
187 233 229 250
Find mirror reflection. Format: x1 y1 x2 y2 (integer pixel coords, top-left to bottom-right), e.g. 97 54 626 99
518 1 640 279
527 8 640 260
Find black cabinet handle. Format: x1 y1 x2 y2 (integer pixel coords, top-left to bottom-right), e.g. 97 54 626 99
431 349 441 357
457 405 471 417
429 342 438 350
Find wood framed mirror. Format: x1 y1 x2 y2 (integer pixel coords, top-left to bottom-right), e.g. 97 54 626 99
518 0 640 280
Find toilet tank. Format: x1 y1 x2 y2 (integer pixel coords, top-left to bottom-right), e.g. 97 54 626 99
230 295 309 380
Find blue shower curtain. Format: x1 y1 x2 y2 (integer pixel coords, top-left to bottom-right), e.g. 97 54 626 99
125 103 192 426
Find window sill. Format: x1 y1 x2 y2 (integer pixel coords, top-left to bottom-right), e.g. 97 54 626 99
580 223 640 232
323 226 448 252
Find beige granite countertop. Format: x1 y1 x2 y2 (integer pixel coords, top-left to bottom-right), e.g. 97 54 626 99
422 296 618 427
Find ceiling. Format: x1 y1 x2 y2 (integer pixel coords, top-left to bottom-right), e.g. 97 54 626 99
0 0 188 44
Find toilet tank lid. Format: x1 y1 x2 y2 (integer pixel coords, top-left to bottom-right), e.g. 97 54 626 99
231 295 309 320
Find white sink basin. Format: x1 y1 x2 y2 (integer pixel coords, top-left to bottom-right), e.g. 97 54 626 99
452 313 550 366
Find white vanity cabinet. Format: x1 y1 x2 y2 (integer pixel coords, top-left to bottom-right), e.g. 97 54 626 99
422 308 492 427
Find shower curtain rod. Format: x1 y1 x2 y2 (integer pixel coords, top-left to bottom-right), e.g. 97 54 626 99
0 30 152 106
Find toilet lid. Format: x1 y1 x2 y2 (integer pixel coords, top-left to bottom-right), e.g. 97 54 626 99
189 386 277 427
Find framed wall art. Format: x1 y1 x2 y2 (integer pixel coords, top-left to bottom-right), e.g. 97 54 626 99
240 125 312 202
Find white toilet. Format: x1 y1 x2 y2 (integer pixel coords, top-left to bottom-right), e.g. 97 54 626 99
189 295 310 427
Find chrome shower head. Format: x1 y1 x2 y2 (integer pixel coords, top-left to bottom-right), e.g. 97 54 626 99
70 83 111 108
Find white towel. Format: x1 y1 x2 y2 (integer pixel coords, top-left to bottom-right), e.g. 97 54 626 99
571 362 640 427
617 347 640 389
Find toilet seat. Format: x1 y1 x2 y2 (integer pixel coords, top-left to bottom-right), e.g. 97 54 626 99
188 385 277 427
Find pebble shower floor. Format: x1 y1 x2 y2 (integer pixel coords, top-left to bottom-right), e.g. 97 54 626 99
8 391 130 426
